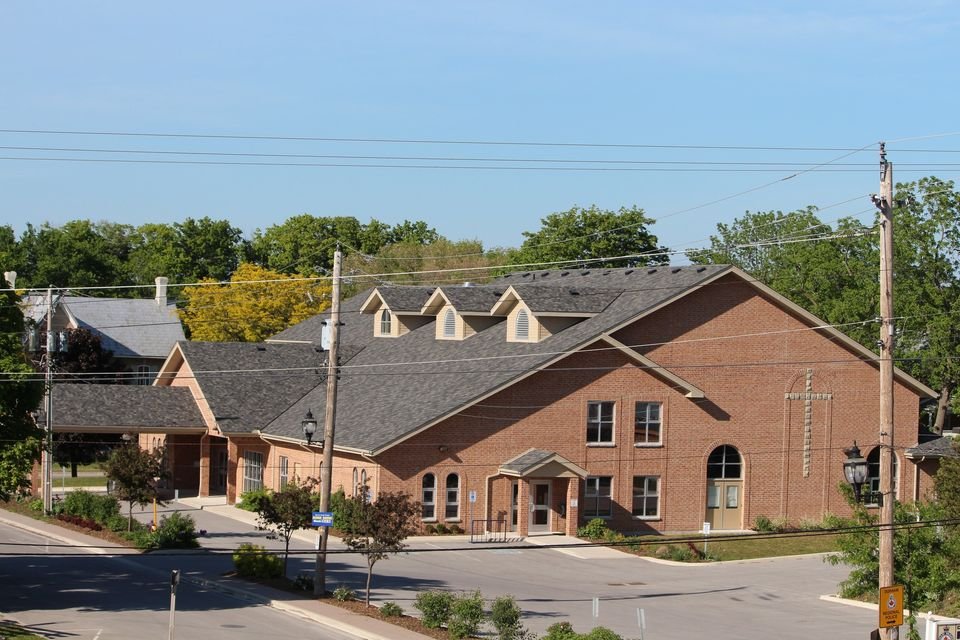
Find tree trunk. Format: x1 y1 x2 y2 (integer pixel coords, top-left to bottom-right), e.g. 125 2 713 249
934 385 951 434
365 559 374 607
128 502 133 532
71 461 78 478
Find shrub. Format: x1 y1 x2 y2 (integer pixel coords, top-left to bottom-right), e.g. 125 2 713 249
119 527 156 549
434 523 450 535
656 544 698 562
154 512 199 549
61 490 120 524
543 622 579 640
448 524 464 535
577 518 610 539
380 601 404 617
293 573 312 591
753 515 774 532
583 627 623 640
448 591 485 640
333 585 356 601
490 595 523 640
27 498 43 512
105 514 128 533
57 513 102 531
237 487 271 512
232 543 282 579
424 523 438 535
414 590 454 629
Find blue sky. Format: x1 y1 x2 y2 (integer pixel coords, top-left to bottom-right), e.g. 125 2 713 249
2 1 959 258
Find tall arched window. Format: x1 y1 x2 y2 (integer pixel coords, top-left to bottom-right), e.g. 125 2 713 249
379 309 392 335
445 473 460 520
443 309 456 338
352 468 359 496
515 309 530 341
360 469 368 500
422 473 436 519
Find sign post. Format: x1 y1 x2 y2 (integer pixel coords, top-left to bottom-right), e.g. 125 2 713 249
312 511 334 528
879 584 904 630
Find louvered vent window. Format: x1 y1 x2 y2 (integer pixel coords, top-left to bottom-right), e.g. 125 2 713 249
443 309 456 337
515 309 530 340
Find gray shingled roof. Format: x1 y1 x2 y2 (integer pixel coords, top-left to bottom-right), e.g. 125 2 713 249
905 435 960 459
53 384 205 431
263 265 732 452
23 295 185 359
499 449 557 474
375 287 436 312
505 285 620 314
436 286 506 313
175 341 328 434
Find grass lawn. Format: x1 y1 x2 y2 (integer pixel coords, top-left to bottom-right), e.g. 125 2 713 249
57 474 107 488
0 619 45 639
602 529 840 562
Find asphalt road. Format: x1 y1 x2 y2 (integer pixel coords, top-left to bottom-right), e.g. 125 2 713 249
0 522 364 640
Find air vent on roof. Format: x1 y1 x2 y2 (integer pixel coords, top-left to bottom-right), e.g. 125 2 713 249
541 272 550 278
522 272 531 278
560 271 569 276
256 345 266 351
671 267 682 274
647 268 658 274
580 270 590 275
696 266 706 273
570 289 580 295
462 282 475 287
624 270 634 275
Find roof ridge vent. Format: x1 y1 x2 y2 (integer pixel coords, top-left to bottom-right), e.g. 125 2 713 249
671 267 682 274
647 268 658 274
696 266 706 273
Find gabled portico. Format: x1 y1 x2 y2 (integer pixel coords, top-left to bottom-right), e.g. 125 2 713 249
498 449 588 537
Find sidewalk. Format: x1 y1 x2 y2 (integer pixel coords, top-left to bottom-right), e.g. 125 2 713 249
0 505 433 640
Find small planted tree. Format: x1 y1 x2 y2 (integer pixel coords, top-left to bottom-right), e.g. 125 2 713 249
340 489 420 605
255 477 319 575
102 442 168 531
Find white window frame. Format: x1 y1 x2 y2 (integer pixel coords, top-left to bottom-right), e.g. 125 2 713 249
586 401 615 445
379 309 392 336
136 364 154 386
867 447 899 506
583 476 612 518
442 309 456 338
632 475 660 519
445 473 460 520
422 473 436 520
634 402 662 446
279 455 289 489
515 309 530 341
242 450 264 494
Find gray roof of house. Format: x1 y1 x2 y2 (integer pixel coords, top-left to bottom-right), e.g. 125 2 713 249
905 435 960 459
175 341 329 434
376 287 436 312
505 285 621 314
499 449 556 474
262 264 731 452
435 286 506 313
52 384 205 430
23 295 185 359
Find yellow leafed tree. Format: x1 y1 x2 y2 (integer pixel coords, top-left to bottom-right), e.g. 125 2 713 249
180 263 330 341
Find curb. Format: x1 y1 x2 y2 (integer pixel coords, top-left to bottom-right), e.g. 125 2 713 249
0 512 112 555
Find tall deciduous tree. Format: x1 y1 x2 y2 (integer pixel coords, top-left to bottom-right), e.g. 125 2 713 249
17 220 133 289
509 205 668 269
339 489 420 606
253 478 319 575
0 289 44 499
102 442 168 531
343 238 506 286
179 262 330 341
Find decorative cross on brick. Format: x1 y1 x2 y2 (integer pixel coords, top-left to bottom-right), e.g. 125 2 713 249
785 368 833 477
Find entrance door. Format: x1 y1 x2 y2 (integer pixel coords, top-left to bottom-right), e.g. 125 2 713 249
706 445 743 530
529 481 551 533
511 482 519 531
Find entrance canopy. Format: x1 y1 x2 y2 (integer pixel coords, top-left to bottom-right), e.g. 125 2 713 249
49 383 207 435
498 448 588 479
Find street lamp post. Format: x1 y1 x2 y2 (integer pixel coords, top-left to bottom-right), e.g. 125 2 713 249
842 442 871 505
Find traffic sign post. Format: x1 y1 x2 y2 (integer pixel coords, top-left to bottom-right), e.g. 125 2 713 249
879 584 904 629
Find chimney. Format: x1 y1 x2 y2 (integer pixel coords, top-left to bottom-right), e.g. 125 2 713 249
3 271 15 289
155 277 168 307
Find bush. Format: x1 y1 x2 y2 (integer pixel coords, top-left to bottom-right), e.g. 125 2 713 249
543 622 579 640
414 590 454 629
424 523 438 535
490 595 523 640
434 523 450 535
380 601 404 617
27 498 43 512
237 487 271 512
333 585 356 601
293 573 312 591
577 518 610 539
583 627 622 640
61 490 120 524
119 527 156 549
232 543 282 579
448 524 464 535
57 513 102 531
656 544 698 562
448 591 485 639
105 514 128 533
154 512 199 549
753 515 774 532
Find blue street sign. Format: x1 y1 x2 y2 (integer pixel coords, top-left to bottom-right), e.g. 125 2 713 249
312 511 334 527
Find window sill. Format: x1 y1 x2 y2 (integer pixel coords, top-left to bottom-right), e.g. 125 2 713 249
634 443 663 448
632 516 661 521
582 515 612 520
422 518 438 523
586 443 616 448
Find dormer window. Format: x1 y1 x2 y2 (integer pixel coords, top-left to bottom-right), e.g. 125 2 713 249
379 309 392 336
442 309 456 338
515 309 530 341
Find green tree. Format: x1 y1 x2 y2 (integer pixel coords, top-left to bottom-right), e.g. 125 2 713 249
934 441 960 521
17 220 133 289
509 205 668 269
175 217 245 282
339 489 421 606
127 222 193 287
179 262 329 341
343 238 505 286
102 442 168 531
0 289 44 499
254 477 319 575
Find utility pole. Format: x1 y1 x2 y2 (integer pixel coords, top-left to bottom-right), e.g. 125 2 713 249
315 247 342 597
875 142 898 640
42 287 54 515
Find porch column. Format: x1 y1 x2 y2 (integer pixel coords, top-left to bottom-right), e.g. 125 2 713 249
198 434 210 498
565 477 581 536
226 439 239 505
517 480 530 537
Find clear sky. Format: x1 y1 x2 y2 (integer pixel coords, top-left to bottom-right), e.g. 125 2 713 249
2 1 959 258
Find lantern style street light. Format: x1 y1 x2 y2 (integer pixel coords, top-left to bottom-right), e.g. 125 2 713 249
301 409 319 445
842 441 869 503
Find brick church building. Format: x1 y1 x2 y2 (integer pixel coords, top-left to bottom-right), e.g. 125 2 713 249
53 265 935 536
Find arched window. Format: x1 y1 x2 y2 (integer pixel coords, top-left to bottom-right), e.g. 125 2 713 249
867 447 899 505
515 309 530 340
352 468 359 496
360 469 368 500
442 309 456 338
445 473 460 520
707 445 742 479
379 309 392 335
422 473 436 519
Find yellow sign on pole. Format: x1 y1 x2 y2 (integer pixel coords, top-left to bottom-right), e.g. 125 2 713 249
879 585 904 629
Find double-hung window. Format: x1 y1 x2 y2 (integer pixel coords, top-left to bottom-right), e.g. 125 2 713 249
242 451 264 494
584 476 612 518
632 476 660 518
278 456 289 488
422 473 436 520
634 402 662 445
445 474 460 520
586 401 615 444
